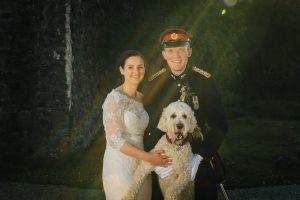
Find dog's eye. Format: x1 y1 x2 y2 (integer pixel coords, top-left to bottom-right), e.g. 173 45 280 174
182 114 187 119
170 114 177 118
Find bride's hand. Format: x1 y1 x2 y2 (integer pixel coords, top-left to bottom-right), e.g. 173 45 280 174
147 150 172 167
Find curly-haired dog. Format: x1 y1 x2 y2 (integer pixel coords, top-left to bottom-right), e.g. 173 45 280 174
122 101 199 200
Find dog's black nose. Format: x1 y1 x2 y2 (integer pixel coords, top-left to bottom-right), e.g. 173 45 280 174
176 123 183 130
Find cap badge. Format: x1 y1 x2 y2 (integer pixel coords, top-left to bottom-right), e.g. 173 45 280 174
171 33 178 40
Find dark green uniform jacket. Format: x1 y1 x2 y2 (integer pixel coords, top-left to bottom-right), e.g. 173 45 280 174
142 65 228 186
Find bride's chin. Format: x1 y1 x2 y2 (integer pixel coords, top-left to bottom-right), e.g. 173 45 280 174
130 79 142 84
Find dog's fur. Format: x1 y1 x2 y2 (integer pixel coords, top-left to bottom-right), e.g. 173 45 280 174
122 101 198 200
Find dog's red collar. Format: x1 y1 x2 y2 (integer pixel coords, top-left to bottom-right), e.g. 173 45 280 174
166 133 193 146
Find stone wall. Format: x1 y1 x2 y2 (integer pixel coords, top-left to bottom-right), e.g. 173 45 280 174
31 0 71 158
0 0 36 162
0 0 144 163
0 0 72 162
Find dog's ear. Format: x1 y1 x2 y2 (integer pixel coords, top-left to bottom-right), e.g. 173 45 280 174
188 113 197 133
157 109 167 132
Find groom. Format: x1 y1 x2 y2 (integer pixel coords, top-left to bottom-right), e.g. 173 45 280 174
143 28 228 200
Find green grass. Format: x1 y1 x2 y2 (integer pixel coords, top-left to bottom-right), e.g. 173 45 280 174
1 117 299 189
220 117 300 188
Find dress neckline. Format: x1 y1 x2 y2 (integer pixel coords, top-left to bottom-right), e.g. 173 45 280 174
113 89 143 104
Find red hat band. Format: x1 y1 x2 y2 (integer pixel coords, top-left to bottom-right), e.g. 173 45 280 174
162 33 189 41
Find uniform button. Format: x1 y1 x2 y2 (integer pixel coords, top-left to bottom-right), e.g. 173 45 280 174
177 84 181 87
149 132 151 135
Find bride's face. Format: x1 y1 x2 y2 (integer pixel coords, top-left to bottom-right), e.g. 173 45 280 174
120 56 145 85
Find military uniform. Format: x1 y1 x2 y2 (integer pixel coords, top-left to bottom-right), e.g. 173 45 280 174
142 28 228 200
142 65 228 200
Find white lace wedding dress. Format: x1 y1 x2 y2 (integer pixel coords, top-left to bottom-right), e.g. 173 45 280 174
102 89 151 200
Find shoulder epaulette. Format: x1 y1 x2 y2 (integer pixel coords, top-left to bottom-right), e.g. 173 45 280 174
148 68 167 82
192 66 211 78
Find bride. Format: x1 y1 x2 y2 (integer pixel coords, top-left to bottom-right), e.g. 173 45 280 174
102 50 171 200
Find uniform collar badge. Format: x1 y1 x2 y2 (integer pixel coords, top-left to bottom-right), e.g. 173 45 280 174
171 74 176 80
180 74 186 79
171 73 186 80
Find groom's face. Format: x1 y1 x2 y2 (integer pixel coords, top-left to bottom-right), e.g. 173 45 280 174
162 46 192 76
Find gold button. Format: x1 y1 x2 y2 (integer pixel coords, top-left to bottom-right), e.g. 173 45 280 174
177 84 181 87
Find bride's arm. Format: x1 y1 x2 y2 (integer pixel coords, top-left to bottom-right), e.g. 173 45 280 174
120 142 170 167
102 93 170 167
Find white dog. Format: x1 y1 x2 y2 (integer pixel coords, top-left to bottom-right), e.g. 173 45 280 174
123 101 200 200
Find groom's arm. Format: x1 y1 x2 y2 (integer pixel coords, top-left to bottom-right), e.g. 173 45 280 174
144 128 164 152
191 76 228 160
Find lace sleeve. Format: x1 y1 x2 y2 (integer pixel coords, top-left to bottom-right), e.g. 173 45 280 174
102 93 126 150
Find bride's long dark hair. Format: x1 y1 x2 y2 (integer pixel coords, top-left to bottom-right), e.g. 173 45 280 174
117 50 144 68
